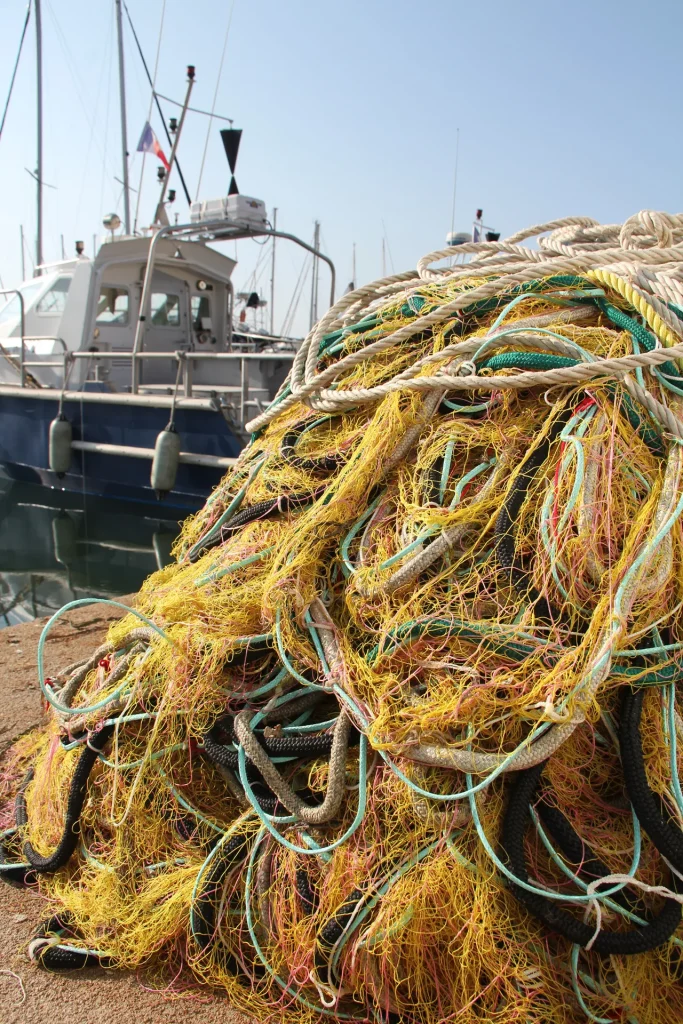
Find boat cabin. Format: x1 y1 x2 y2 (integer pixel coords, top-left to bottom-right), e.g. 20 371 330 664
0 236 239 391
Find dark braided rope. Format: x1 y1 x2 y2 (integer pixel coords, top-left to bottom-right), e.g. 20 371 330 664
189 488 325 563
314 888 366 987
0 773 34 888
501 761 682 954
202 725 336 770
16 724 115 874
619 686 683 874
296 868 318 915
30 914 105 971
281 417 345 472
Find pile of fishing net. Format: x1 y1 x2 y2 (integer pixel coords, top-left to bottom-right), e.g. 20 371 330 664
5 210 683 1023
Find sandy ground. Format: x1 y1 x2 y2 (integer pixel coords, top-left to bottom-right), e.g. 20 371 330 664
0 598 250 1024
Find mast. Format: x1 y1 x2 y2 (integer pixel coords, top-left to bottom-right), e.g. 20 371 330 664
115 0 131 234
309 220 320 330
155 66 195 226
269 207 277 335
35 0 43 272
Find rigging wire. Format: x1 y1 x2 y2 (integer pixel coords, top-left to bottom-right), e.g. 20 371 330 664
44 1 119 182
122 0 192 209
195 0 236 200
381 217 395 273
280 251 311 336
133 0 166 233
154 93 234 122
0 2 31 145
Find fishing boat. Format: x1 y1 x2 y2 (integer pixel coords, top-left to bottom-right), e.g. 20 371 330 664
0 3 335 511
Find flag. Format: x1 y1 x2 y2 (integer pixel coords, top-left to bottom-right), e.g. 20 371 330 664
137 121 170 171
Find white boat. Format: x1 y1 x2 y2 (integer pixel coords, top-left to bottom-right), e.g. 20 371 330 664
0 5 335 510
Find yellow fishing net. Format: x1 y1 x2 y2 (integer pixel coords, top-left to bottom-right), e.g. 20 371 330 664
3 211 683 1023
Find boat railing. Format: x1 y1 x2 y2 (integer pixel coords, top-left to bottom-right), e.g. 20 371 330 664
4 314 293 430
0 289 26 384
68 348 294 429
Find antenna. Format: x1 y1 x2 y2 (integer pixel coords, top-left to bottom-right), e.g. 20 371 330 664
269 207 277 335
309 221 320 330
449 128 460 242
154 66 195 225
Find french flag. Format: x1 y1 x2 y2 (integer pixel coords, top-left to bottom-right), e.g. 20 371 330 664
136 121 170 171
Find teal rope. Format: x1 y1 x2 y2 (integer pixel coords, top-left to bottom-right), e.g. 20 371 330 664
37 598 169 717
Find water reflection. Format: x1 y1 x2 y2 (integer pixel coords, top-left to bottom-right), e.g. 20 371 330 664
0 477 181 627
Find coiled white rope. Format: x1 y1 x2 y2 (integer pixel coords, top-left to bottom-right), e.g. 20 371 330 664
246 209 683 434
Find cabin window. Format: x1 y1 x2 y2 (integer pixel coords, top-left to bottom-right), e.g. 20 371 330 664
191 294 211 329
0 281 44 325
36 277 71 315
150 292 180 327
96 287 129 325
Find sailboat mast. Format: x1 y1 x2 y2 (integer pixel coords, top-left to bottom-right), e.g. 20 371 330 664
269 207 277 335
35 0 43 272
115 0 131 234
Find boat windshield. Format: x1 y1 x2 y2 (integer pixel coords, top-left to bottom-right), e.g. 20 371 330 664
0 280 46 326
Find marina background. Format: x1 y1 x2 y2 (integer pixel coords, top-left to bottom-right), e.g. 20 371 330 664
0 0 681 339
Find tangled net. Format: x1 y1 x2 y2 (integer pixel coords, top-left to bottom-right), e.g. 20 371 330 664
5 210 683 1023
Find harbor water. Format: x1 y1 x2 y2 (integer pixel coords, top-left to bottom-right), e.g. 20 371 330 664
0 475 181 627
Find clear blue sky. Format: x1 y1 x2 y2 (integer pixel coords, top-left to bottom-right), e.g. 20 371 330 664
0 0 681 335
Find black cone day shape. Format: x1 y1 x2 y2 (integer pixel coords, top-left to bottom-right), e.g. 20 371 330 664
221 129 242 195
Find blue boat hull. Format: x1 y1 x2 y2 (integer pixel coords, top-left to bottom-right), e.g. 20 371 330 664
0 393 243 511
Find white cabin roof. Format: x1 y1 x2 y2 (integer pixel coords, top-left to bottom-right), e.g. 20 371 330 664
93 235 236 282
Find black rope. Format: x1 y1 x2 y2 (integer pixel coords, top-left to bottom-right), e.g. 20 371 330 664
296 868 318 915
191 831 268 981
500 761 682 954
619 686 683 874
202 724 336 769
536 799 640 914
281 418 345 472
189 488 325 562
0 771 34 888
314 889 365 987
30 914 105 971
16 725 114 874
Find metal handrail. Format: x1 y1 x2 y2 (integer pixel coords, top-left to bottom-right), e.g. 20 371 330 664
0 288 26 385
70 349 294 361
130 219 335 393
68 346 294 424
22 335 68 350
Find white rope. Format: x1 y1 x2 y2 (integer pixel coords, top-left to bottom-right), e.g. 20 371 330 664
246 210 683 434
